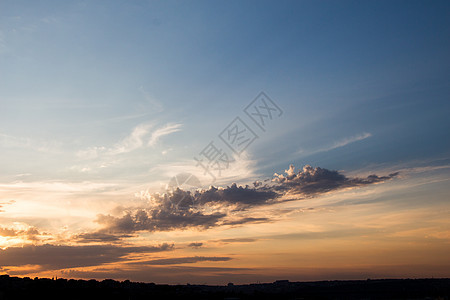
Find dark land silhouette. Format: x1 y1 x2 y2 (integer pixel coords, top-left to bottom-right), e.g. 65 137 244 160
0 275 449 299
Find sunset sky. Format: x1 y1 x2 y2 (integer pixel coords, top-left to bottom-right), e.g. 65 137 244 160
0 0 449 284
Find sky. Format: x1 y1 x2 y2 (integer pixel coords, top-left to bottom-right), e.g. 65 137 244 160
0 0 449 284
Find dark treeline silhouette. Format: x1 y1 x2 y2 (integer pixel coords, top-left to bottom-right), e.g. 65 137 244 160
0 275 449 299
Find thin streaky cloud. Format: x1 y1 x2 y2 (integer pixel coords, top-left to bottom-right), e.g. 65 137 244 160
76 122 182 159
297 132 372 156
109 123 153 155
145 150 261 189
0 132 61 154
101 113 150 123
0 181 118 193
148 123 183 147
129 256 232 266
0 243 174 270
139 86 163 113
14 173 32 178
329 132 372 150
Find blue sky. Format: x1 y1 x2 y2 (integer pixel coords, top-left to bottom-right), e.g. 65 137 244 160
0 0 449 283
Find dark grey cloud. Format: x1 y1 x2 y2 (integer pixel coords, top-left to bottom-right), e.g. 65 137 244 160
188 242 203 248
57 263 450 285
222 217 270 226
60 265 256 284
0 165 399 275
0 243 173 270
131 256 232 265
96 209 226 234
215 238 258 244
75 232 134 243
273 165 398 196
0 226 41 241
263 228 384 241
90 165 397 237
91 184 276 236
194 183 278 207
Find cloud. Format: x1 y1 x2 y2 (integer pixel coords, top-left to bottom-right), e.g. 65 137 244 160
0 227 19 236
0 132 61 154
222 217 270 226
76 146 106 159
0 226 41 241
60 265 255 284
109 123 153 155
132 256 232 265
188 242 203 248
70 122 185 175
92 185 278 236
95 208 226 234
194 183 278 207
327 132 372 151
138 86 163 113
0 243 174 270
76 122 183 160
214 238 258 244
0 181 117 193
0 199 15 212
297 132 372 156
75 232 134 243
273 165 398 196
148 123 182 147
148 150 261 188
88 165 397 236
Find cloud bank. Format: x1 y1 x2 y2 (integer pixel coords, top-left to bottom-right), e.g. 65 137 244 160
83 165 397 238
0 243 174 270
273 165 398 195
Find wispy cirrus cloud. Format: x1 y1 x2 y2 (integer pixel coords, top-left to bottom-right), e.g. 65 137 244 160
109 123 153 155
0 132 62 154
329 132 372 150
146 150 262 191
0 200 15 213
148 123 182 147
0 181 117 193
76 122 183 160
138 86 163 113
213 238 259 244
297 132 372 156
